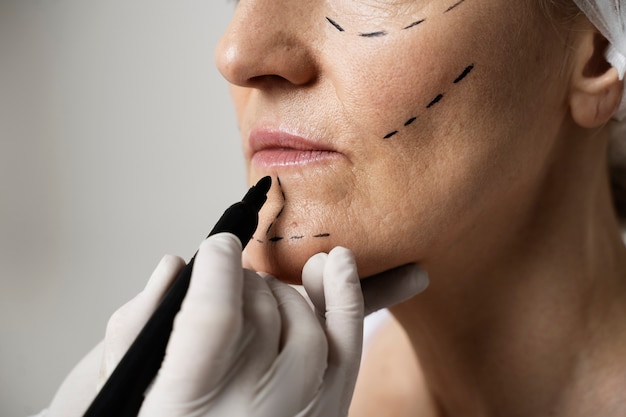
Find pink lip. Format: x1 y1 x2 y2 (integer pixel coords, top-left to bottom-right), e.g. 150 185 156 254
248 128 344 168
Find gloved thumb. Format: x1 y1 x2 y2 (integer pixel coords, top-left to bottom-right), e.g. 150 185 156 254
302 252 428 316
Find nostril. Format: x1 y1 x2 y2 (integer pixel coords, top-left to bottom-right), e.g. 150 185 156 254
247 73 315 90
215 23 318 88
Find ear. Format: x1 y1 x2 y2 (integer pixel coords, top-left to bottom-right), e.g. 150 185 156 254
569 29 624 128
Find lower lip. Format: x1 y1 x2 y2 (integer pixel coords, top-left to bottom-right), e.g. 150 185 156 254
251 149 344 168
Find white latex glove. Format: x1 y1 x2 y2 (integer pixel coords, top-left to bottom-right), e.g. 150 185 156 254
45 253 187 417
138 232 323 416
294 247 429 417
300 250 429 317
45 233 428 417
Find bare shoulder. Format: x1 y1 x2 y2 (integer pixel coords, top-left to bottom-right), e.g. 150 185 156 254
349 313 438 417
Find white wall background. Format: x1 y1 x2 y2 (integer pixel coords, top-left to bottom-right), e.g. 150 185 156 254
0 2 244 415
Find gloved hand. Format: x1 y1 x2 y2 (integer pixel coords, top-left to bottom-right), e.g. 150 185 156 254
45 233 428 417
45 252 187 417
300 249 429 316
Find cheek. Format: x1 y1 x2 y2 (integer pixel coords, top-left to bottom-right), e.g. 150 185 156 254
327 40 440 139
241 21 488 281
324 19 480 144
241 2 570 282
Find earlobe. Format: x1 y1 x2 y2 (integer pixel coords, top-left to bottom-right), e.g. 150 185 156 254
569 31 624 128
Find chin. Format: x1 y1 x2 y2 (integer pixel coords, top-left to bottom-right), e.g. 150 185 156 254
243 237 404 285
243 238 339 284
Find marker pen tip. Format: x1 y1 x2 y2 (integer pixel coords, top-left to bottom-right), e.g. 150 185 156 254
242 176 272 211
256 176 272 194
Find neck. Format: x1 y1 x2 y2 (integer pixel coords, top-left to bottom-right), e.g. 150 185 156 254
391 128 626 417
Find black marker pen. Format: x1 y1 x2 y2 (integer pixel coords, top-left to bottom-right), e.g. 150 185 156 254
83 176 272 417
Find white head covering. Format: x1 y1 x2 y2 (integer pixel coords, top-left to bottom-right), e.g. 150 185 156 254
572 0 626 120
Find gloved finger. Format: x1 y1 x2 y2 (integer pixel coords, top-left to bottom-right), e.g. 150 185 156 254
360 263 429 315
303 253 429 318
254 276 328 417
146 233 246 405
100 254 185 387
318 247 364 417
301 252 328 322
288 283 315 310
237 270 281 388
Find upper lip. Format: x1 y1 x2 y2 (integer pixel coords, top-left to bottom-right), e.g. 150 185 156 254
248 127 338 158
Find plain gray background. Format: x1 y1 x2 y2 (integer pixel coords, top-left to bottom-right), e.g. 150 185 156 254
0 1 245 415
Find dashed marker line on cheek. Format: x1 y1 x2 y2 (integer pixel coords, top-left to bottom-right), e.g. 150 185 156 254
454 64 474 83
403 19 426 30
445 0 467 13
359 30 388 38
325 0 468 36
404 117 417 126
322 0 475 140
382 64 475 140
326 17 345 32
426 94 444 109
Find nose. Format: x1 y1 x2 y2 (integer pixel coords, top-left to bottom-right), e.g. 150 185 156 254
215 1 319 88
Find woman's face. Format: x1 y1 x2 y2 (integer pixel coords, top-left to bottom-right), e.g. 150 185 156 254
216 0 574 282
